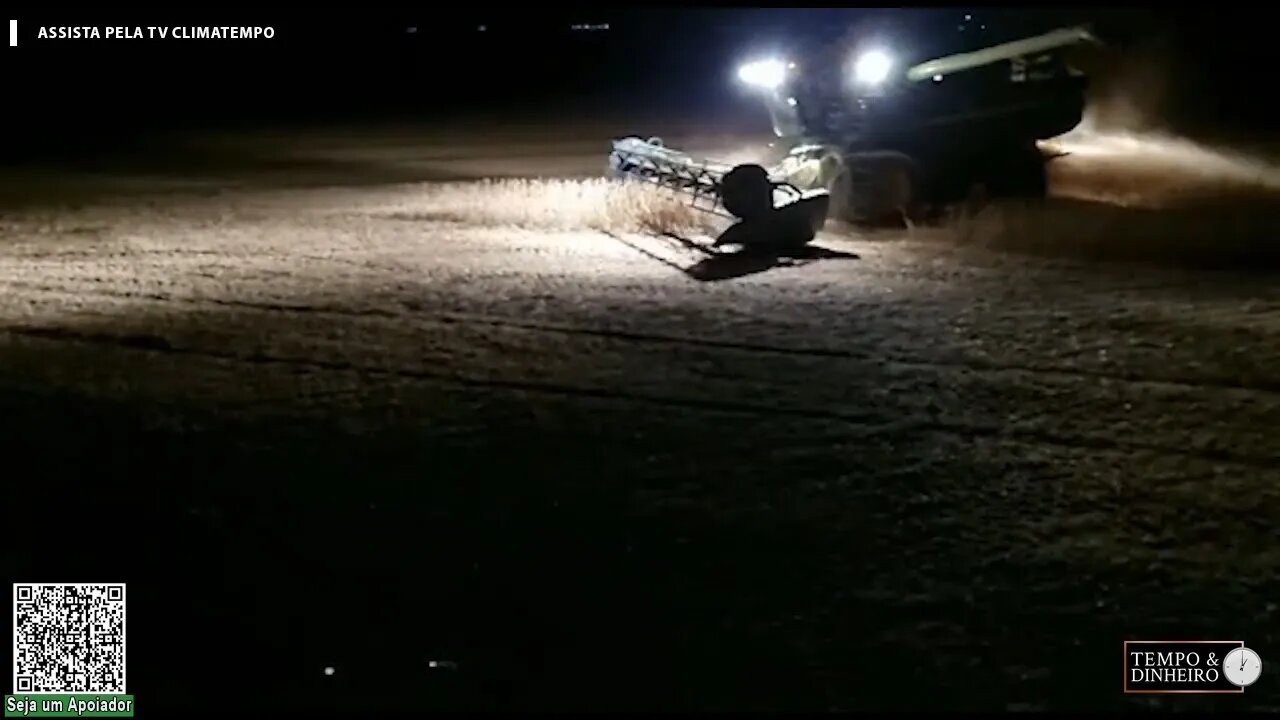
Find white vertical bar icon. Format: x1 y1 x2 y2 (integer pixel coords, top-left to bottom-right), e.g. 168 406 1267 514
9 20 15 47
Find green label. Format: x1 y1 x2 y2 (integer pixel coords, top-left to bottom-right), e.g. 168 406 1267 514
4 696 134 717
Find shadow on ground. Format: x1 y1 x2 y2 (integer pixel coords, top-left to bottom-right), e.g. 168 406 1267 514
608 229 860 283
685 244 861 282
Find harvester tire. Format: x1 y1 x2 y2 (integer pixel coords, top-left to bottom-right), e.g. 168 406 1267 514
828 152 920 228
984 142 1048 198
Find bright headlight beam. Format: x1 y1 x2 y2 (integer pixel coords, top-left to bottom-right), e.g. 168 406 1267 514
853 50 893 85
737 58 787 89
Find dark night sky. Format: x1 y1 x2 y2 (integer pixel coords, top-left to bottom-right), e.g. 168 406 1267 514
5 7 1276 154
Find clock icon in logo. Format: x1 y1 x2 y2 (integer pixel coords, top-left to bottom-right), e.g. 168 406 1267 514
1223 647 1262 687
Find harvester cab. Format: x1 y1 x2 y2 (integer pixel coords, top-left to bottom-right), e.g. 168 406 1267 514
609 12 1102 235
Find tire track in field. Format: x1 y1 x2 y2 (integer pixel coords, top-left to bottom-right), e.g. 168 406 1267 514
3 322 1276 470
3 278 1277 396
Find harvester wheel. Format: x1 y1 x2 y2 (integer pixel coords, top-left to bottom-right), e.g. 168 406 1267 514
828 168 855 222
828 152 920 228
984 142 1048 198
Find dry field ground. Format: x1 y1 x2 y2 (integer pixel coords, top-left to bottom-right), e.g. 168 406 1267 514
2 122 1278 711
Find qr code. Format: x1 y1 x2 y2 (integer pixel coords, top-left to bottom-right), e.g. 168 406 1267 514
13 584 126 693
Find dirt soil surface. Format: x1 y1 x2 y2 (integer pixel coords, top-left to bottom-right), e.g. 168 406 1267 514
2 124 1278 712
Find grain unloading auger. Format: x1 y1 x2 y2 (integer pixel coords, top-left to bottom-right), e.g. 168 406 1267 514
609 18 1101 233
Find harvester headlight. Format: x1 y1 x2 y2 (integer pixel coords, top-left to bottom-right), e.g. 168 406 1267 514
852 49 893 86
737 58 787 90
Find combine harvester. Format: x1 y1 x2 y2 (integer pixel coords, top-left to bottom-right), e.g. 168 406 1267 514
609 15 1101 247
